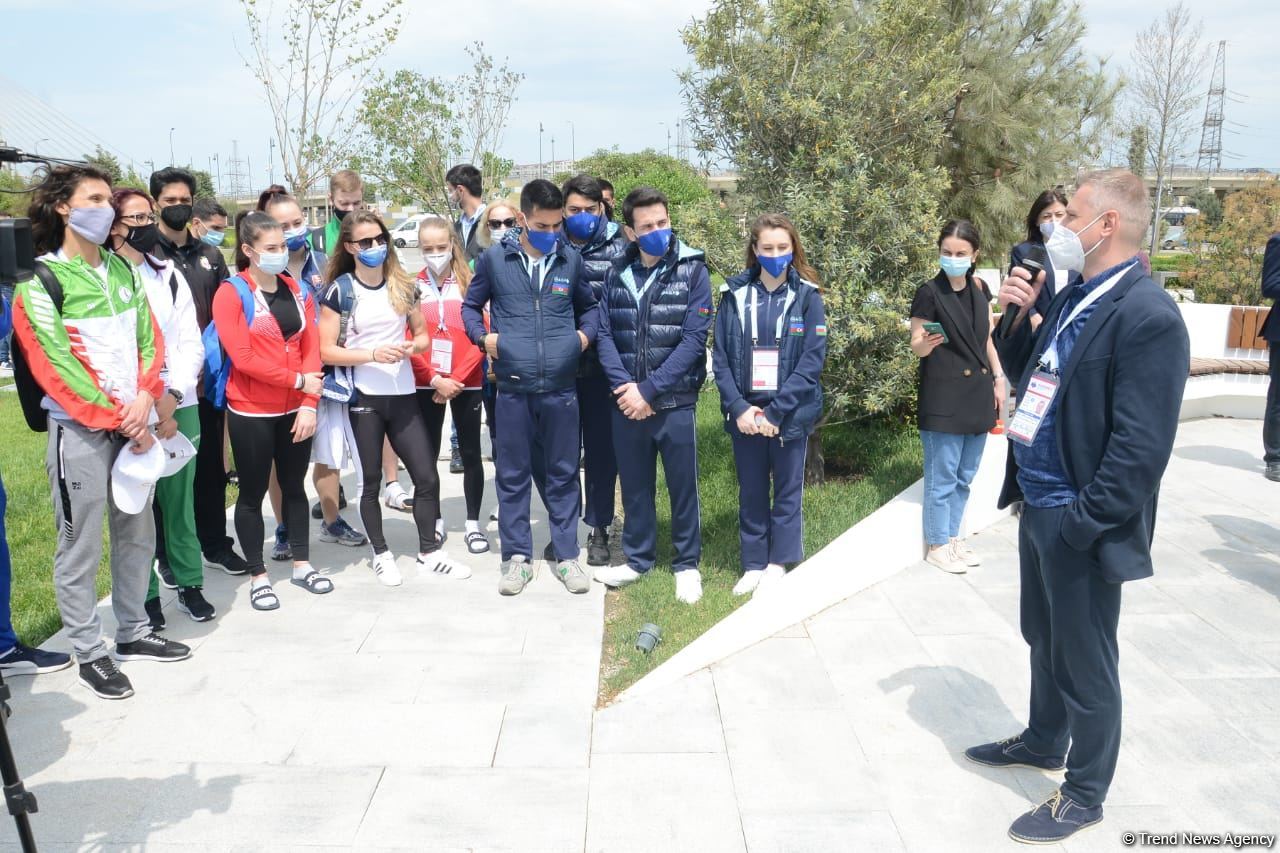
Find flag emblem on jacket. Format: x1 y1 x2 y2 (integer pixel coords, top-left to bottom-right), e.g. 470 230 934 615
550 282 570 296
698 305 711 317
814 324 827 336
788 320 805 336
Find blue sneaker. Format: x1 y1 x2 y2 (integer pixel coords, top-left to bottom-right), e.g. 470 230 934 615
0 643 73 675
964 734 1066 771
319 517 367 547
1008 789 1103 844
271 524 292 562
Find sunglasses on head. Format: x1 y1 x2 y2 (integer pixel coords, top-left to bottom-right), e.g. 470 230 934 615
487 217 517 230
351 236 388 250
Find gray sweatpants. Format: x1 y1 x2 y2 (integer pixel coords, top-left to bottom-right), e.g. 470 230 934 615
46 417 153 663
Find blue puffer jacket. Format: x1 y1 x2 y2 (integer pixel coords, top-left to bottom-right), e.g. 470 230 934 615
570 217 630 379
596 237 713 411
462 229 599 395
712 266 828 442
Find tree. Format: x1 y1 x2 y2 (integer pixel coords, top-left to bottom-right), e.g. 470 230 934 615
84 146 123 184
1187 185 1222 226
1130 1 1208 255
682 0 963 482
1127 125 1148 177
1182 181 1280 305
0 168 31 217
940 0 1120 252
240 0 405 199
191 168 216 199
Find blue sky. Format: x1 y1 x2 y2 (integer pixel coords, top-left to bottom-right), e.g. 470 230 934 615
0 0 1276 190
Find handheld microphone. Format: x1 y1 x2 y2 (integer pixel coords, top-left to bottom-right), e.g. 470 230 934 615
998 243 1049 336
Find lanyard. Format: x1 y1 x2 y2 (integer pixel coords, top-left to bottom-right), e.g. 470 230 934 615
424 271 451 331
1040 263 1131 372
750 285 788 344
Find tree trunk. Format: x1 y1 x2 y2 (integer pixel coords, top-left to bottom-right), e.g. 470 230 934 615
804 429 825 486
1149 167 1166 256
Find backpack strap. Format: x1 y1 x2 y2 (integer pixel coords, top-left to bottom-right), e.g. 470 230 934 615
335 273 356 348
228 275 256 326
31 261 65 313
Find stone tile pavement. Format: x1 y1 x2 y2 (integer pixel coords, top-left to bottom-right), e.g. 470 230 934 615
3 417 1278 851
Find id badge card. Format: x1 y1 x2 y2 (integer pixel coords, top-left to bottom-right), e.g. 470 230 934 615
751 347 780 392
1007 370 1060 446
431 338 454 375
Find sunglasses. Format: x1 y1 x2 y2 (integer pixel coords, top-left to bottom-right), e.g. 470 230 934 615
350 236 388 250
487 218 517 230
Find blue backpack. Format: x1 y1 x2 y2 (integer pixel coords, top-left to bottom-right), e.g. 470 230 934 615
201 275 256 410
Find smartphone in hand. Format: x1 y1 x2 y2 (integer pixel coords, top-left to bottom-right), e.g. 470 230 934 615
922 321 949 344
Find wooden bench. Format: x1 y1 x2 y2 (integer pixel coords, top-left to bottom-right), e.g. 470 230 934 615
1189 357 1268 377
1187 306 1270 378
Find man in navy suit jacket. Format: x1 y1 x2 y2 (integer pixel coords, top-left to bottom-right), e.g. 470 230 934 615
966 170 1190 845
1259 234 1280 479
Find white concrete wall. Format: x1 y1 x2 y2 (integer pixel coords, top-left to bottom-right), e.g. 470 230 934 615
1176 303 1268 420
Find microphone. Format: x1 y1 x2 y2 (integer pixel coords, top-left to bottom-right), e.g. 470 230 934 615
999 243 1049 336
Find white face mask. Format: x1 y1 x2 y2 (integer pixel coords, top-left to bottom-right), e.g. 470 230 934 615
1042 213 1105 274
425 252 451 277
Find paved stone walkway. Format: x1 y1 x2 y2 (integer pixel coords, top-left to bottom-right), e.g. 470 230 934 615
4 417 1278 851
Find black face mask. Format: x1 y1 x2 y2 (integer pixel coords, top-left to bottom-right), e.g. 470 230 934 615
160 204 192 230
124 223 160 254
334 207 350 221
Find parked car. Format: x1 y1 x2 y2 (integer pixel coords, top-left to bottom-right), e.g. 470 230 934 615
391 217 423 248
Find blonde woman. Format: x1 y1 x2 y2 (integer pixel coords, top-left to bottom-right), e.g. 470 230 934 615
319 211 470 586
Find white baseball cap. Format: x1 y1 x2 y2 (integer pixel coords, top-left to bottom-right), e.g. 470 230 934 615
157 432 197 478
111 440 166 515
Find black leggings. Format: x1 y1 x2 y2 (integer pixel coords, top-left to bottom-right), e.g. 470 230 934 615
350 393 440 554
227 411 313 574
418 389 484 520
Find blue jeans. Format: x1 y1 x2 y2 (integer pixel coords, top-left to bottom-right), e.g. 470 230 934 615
0 473 18 653
920 430 986 547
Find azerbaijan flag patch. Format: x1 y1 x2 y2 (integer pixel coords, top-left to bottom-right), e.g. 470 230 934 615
815 324 827 336
698 305 711 317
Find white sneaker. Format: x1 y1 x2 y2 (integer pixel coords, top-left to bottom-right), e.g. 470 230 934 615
674 570 703 604
732 569 764 596
926 545 966 574
950 538 981 567
418 549 472 580
371 551 403 587
383 482 412 511
756 564 786 595
594 565 642 588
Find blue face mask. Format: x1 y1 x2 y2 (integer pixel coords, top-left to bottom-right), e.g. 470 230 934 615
284 227 309 252
199 228 226 247
255 250 288 276
357 245 388 268
939 255 972 278
564 210 599 241
525 228 558 256
758 252 792 278
636 227 672 258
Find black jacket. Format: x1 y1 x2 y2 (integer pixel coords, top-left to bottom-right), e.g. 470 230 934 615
153 232 229 331
911 271 996 435
995 261 1190 583
1260 234 1280 341
570 218 631 378
1007 240 1083 387
455 209 489 262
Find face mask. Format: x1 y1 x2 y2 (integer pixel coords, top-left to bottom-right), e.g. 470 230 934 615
490 227 510 240
939 255 972 278
425 252 452 276
525 228 558 255
1043 213 1105 274
198 227 226 247
1038 220 1055 240
160 204 192 230
68 206 115 245
357 245 388 268
124 222 160 254
284 227 309 252
254 250 288 275
758 252 792 278
334 207 351 221
636 227 672 258
564 210 599 241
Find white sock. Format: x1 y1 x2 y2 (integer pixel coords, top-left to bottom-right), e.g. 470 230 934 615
251 574 271 589
291 562 313 581
766 563 785 572
465 519 480 534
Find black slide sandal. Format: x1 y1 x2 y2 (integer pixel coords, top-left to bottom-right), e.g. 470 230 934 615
290 570 334 594
250 584 280 611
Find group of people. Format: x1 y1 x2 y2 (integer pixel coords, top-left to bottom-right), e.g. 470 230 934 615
0 161 829 701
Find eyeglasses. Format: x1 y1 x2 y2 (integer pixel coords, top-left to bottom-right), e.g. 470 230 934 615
487 218 517 230
119 212 157 225
350 236 388 250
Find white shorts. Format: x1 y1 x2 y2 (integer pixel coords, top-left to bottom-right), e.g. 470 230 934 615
311 398 355 471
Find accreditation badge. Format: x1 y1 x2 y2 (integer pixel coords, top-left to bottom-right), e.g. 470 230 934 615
431 338 454 375
1007 370 1060 446
751 347 780 392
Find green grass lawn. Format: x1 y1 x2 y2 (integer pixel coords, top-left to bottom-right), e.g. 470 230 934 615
599 392 922 702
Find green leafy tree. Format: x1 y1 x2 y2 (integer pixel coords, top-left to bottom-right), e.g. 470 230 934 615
84 146 123 183
1187 185 1222 226
939 0 1120 253
191 169 216 199
682 0 962 475
1127 126 1148 177
0 168 31 217
1182 181 1280 305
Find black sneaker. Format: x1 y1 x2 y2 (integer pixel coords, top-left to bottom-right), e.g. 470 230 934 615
312 487 350 519
153 559 178 590
1266 463 1280 482
1008 789 1103 844
145 596 166 631
79 657 134 700
112 632 192 663
449 448 464 474
587 527 610 567
0 643 73 675
965 734 1066 771
177 587 216 622
203 546 249 576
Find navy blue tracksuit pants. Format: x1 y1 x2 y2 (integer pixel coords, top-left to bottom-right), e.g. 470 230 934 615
530 375 616 527
729 432 806 570
1018 503 1123 808
612 406 701 573
495 387 582 561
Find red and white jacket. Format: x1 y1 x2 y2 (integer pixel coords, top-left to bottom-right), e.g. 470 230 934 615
212 273 321 416
411 269 486 390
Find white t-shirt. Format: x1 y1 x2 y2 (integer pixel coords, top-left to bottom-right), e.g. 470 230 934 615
323 278 415 396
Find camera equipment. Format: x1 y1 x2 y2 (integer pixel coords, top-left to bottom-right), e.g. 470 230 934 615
0 672 37 852
998 243 1050 337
